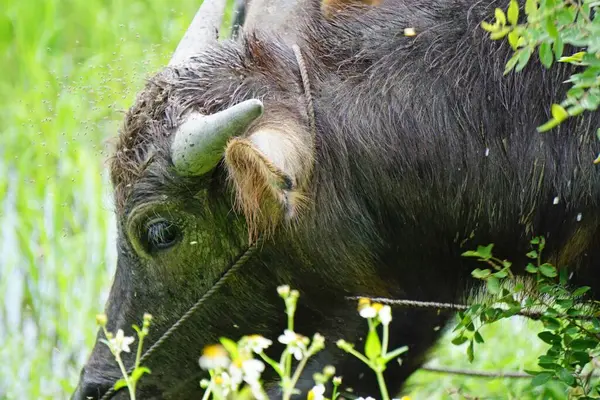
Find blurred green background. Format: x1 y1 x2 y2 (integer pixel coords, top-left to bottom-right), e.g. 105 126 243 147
0 0 569 398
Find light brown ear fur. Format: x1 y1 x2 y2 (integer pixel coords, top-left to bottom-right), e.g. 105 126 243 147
224 136 310 242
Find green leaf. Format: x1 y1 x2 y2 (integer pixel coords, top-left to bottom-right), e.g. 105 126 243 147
490 27 511 40
553 37 564 60
570 338 597 351
540 316 561 331
539 263 558 278
525 263 538 273
531 371 554 386
559 52 586 64
467 340 474 363
572 286 591 297
474 331 485 344
508 31 520 50
571 351 591 366
487 276 501 295
219 337 239 359
558 368 576 386
113 378 128 391
556 299 573 309
537 118 561 132
452 335 469 346
495 8 507 25
493 269 508 278
525 0 538 17
526 250 538 259
545 17 558 39
364 328 382 361
551 104 568 122
504 53 520 75
481 21 497 32
131 366 151 383
507 0 519 25
538 331 561 345
471 268 491 279
516 48 532 72
539 42 553 69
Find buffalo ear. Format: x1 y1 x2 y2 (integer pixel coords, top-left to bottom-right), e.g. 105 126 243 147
224 126 314 241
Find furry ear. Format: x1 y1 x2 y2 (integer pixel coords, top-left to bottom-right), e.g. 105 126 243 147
224 125 314 241
321 0 382 18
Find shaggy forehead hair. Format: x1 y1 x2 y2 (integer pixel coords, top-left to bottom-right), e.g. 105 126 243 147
109 30 307 212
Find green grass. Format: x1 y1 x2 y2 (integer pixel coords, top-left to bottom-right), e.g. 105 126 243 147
0 0 570 398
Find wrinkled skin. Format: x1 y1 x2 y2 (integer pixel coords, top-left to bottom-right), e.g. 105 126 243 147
73 0 600 399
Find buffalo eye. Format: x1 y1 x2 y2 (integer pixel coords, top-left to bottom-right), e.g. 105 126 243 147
143 219 181 252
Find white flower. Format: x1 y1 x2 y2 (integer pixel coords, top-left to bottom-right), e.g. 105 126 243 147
359 305 377 319
378 305 392 325
356 397 376 400
278 329 309 360
109 329 135 354
308 384 326 400
241 334 273 354
277 285 291 297
213 371 237 397
241 359 265 383
199 344 231 371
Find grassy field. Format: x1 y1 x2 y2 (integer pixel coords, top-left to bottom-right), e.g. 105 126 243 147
0 0 569 398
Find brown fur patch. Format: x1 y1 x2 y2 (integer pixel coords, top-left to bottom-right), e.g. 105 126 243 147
224 137 309 242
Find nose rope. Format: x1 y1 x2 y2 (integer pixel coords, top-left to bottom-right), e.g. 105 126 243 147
99 235 264 400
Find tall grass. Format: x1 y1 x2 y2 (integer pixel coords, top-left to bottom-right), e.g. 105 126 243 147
0 0 565 398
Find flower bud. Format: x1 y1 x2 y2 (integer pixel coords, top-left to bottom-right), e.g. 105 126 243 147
96 313 107 327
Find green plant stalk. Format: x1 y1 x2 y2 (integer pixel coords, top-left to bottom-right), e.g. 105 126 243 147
201 380 214 400
375 369 390 400
283 352 312 400
115 353 136 400
382 324 390 356
258 352 284 377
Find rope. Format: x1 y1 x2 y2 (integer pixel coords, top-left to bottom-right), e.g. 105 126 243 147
420 365 532 379
292 44 317 143
100 236 263 400
347 296 598 321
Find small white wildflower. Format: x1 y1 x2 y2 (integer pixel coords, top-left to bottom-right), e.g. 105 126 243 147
109 329 135 354
485 148 490 156
199 344 231 371
241 359 265 383
359 305 377 319
277 285 291 297
378 305 392 325
356 397 376 400
308 384 326 400
333 376 342 385
278 329 309 360
242 334 273 354
577 212 583 221
553 196 559 205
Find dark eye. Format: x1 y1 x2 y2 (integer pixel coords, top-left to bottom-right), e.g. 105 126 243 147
143 219 181 252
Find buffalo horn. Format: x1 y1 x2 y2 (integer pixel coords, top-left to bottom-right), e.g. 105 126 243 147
168 0 227 66
171 99 264 176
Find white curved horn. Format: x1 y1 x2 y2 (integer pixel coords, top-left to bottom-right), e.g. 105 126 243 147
171 99 264 176
168 0 228 66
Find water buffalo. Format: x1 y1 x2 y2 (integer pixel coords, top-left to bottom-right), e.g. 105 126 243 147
72 0 600 398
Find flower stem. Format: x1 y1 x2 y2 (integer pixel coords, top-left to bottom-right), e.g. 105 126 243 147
375 369 390 400
115 354 136 400
382 324 389 356
201 381 213 400
283 354 311 400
